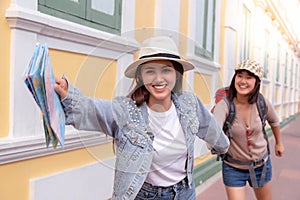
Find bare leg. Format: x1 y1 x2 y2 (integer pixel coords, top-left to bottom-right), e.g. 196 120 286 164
253 182 272 200
225 185 246 200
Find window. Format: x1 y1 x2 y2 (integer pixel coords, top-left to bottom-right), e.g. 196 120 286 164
290 58 294 87
296 64 299 89
263 31 270 78
38 0 122 34
240 6 251 61
195 0 215 60
284 52 288 84
276 44 280 82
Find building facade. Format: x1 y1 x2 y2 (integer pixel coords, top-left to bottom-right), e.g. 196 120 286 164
0 0 299 199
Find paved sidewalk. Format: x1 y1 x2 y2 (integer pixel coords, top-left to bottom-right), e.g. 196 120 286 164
196 115 300 200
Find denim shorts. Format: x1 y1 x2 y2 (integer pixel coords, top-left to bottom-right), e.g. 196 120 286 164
222 157 272 187
135 177 196 200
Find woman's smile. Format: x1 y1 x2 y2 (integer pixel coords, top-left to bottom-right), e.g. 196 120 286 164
141 60 177 111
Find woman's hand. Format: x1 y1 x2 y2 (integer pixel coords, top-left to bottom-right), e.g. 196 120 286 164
54 77 68 100
275 142 284 157
271 126 284 157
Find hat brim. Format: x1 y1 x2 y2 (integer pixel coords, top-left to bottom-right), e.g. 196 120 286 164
124 57 195 78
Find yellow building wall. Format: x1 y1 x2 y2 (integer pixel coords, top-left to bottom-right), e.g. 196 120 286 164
275 107 280 117
218 1 228 83
275 87 279 104
0 143 114 200
134 0 155 42
262 85 267 96
178 0 189 56
194 72 213 105
0 47 117 199
0 0 11 138
49 49 117 100
2 1 298 199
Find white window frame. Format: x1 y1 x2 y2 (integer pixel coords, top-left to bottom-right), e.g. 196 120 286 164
194 0 216 60
239 5 251 61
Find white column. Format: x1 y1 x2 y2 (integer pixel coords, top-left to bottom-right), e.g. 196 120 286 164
9 29 44 137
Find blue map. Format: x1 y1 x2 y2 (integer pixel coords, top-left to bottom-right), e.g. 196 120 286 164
24 43 65 148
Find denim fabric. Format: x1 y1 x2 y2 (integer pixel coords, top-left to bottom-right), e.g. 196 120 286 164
222 157 272 187
135 177 196 200
62 84 229 200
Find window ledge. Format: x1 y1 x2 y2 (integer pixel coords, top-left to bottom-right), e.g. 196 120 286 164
0 130 113 165
262 78 271 84
275 81 281 87
5 4 139 57
186 54 221 72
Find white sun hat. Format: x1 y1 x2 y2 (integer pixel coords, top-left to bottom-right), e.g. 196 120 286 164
124 36 195 78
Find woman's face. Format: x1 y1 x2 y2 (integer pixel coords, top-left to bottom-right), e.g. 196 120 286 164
140 60 176 107
234 70 256 96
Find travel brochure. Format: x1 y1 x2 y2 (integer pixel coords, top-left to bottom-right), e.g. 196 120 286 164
24 43 65 148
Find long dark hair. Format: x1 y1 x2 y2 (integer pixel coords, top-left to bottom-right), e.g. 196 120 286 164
228 70 261 104
128 60 184 106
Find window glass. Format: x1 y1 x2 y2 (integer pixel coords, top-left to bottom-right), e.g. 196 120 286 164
38 0 122 34
284 52 288 84
290 58 294 86
195 0 215 60
240 6 251 61
263 31 270 78
91 0 114 15
276 44 280 82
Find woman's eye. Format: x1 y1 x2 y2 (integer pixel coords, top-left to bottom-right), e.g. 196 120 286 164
145 70 154 74
163 67 173 73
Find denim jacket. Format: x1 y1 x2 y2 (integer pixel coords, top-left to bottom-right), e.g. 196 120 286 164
62 84 229 200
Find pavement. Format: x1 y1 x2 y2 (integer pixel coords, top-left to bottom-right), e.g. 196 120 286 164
196 115 300 200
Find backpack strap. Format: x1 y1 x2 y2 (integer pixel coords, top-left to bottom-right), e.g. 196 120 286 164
256 93 270 155
223 152 269 188
217 93 270 188
223 96 235 138
215 96 235 161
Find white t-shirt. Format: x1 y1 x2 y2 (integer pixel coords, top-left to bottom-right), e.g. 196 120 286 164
145 102 187 186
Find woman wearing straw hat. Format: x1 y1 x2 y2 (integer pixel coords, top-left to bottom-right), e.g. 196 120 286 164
212 60 284 200
55 36 229 200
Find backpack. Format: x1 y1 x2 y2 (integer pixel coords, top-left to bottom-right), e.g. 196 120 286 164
211 87 271 188
211 86 270 156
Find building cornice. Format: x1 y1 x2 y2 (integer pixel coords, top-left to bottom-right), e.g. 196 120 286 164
5 4 139 58
0 130 113 165
265 0 300 57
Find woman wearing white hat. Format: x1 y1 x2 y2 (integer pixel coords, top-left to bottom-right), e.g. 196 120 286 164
212 60 284 200
55 36 229 200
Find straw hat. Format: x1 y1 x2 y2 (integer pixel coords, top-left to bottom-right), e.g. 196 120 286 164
234 59 263 80
124 36 195 78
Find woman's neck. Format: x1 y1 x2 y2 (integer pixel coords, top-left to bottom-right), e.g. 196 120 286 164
235 94 249 105
147 98 172 112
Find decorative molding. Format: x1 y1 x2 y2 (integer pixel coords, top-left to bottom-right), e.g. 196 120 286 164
262 78 271 84
2 3 131 166
265 0 300 57
187 54 221 74
5 4 139 57
0 130 113 165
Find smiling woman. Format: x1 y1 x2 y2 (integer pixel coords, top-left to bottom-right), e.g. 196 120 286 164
212 60 284 200
139 60 177 112
54 36 229 199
